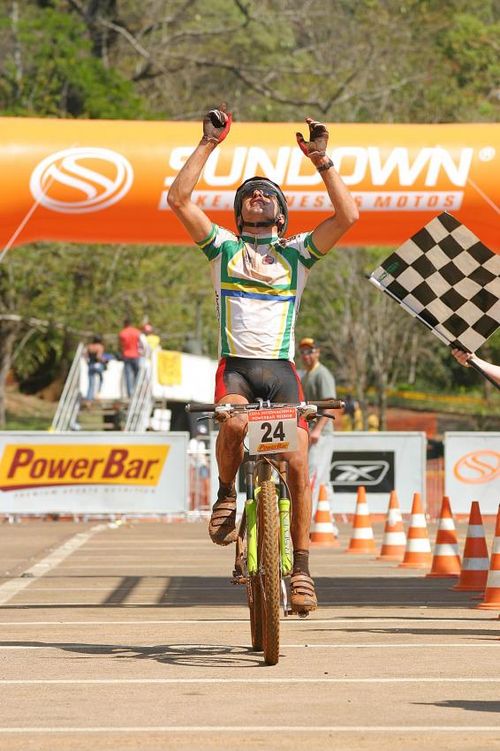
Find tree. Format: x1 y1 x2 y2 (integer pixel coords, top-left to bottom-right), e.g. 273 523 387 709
0 1 143 117
0 0 498 423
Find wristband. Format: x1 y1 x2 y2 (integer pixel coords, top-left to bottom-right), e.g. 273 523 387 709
317 158 334 173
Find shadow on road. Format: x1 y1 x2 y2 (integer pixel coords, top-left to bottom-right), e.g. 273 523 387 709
311 624 500 639
0 640 262 668
0 574 488 610
415 700 500 714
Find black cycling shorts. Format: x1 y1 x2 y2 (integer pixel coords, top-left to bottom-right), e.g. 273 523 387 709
215 357 307 430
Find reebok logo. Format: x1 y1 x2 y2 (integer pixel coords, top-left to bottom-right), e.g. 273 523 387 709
331 461 390 485
331 451 395 492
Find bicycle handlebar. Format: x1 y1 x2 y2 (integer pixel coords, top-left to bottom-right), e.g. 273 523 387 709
186 399 345 413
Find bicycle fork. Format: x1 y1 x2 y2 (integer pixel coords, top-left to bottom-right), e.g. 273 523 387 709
235 460 293 616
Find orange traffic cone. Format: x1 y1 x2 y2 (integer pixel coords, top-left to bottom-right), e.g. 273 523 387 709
346 486 376 553
477 504 500 610
426 496 461 578
399 492 432 569
453 501 489 591
377 490 406 561
310 484 339 546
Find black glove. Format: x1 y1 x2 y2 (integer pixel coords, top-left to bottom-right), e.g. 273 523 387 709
296 117 329 158
202 105 232 145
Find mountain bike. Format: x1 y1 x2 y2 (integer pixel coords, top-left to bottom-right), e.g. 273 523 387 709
186 398 344 665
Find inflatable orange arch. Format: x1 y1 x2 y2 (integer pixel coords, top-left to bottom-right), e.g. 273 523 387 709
1 118 498 252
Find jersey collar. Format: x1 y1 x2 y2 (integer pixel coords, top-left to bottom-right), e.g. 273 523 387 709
240 230 279 245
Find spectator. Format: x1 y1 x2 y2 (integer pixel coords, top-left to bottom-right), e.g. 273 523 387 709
342 393 356 431
451 348 500 386
85 335 105 401
353 400 364 430
143 323 161 356
367 404 380 431
299 337 338 520
119 318 142 397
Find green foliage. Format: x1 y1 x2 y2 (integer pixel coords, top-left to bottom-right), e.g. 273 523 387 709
5 413 53 431
1 240 217 386
0 3 144 118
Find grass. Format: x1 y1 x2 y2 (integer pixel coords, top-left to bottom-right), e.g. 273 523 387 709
4 413 53 431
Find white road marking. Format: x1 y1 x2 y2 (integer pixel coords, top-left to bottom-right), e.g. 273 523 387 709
0 642 498 651
0 677 499 684
0 525 107 606
0 617 493 626
0 586 234 592
0 585 465 593
0 602 478 608
0 726 498 733
32 563 383 569
284 643 499 648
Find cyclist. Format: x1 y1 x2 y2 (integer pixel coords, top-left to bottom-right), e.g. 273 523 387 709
167 105 358 612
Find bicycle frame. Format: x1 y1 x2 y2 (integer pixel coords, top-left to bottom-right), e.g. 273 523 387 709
244 457 292 580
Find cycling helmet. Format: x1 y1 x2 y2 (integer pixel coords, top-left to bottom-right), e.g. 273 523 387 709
233 176 288 236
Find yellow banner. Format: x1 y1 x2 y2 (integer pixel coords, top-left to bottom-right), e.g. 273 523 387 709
0 444 169 489
157 350 182 386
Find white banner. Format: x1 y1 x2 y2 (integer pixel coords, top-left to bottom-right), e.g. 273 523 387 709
445 432 500 514
326 432 426 514
0 432 189 514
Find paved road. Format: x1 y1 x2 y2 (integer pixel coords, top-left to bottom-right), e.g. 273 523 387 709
0 518 498 750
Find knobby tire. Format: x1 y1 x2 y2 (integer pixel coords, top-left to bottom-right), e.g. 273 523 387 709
258 476 281 665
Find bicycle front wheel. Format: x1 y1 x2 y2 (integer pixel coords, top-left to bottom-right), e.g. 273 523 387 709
258 477 281 665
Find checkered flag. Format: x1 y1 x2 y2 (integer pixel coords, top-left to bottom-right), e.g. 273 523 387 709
369 213 500 385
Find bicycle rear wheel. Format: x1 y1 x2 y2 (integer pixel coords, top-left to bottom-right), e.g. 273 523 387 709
247 576 262 650
258 474 281 666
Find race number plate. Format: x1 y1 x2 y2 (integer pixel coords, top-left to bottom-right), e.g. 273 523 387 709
247 408 298 455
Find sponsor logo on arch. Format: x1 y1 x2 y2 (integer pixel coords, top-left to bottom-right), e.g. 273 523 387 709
30 147 134 213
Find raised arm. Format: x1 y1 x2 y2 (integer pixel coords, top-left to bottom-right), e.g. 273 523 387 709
296 118 359 254
167 107 232 243
451 348 500 385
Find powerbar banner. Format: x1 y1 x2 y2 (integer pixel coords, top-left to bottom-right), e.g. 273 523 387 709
1 119 498 251
0 432 189 514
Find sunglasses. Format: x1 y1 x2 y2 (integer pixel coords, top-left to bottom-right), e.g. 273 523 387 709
241 187 278 200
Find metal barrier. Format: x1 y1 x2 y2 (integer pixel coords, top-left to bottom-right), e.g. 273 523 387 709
124 363 153 432
426 457 444 519
50 342 84 432
188 444 211 513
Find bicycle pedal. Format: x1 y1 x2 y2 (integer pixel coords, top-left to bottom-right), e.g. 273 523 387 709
287 608 309 619
231 574 247 585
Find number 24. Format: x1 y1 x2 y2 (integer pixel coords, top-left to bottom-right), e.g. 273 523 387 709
261 421 285 442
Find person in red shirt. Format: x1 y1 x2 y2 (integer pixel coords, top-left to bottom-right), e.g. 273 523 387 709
119 318 142 397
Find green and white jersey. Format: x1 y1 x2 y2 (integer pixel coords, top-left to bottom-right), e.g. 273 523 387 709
197 224 324 361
